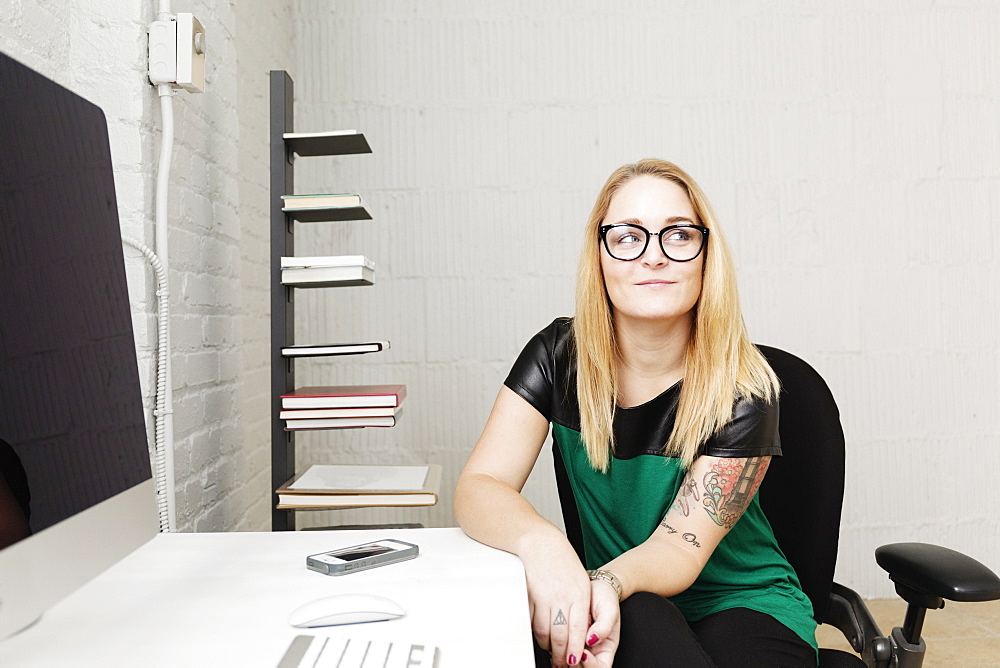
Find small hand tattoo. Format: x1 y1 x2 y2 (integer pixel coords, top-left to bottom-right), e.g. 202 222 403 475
659 521 678 533
553 609 567 625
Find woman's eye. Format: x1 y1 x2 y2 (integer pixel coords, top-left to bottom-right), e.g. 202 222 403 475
667 230 692 242
617 233 641 244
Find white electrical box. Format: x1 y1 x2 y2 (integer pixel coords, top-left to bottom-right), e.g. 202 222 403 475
147 13 205 92
176 13 206 93
147 19 177 86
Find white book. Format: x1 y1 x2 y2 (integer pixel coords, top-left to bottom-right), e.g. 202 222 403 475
280 265 373 286
281 193 362 209
276 492 437 508
281 255 374 270
274 464 442 509
279 406 399 419
283 415 397 430
281 341 389 357
288 465 429 492
281 384 406 410
283 129 358 139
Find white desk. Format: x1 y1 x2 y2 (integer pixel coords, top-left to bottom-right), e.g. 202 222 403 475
0 528 534 667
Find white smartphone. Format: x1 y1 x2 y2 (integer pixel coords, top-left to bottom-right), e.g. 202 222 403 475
306 539 419 576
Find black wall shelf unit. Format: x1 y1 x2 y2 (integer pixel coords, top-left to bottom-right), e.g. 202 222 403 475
269 70 374 531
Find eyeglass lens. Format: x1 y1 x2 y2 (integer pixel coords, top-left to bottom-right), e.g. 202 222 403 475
603 225 705 261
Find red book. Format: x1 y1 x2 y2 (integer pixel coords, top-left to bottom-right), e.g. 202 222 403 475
281 384 407 410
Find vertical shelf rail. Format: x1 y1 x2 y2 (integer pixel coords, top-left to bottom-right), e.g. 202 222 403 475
270 71 295 531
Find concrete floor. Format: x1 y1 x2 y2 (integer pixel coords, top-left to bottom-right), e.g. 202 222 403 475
816 598 1000 666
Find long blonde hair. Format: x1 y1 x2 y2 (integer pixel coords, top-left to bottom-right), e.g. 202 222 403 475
574 159 779 471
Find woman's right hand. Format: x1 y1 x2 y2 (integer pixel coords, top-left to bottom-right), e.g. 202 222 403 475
580 578 621 667
521 536 593 667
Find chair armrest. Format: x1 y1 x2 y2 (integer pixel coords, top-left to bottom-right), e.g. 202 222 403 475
875 543 1000 603
825 582 892 667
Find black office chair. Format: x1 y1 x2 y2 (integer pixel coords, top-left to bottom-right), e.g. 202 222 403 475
552 345 1000 667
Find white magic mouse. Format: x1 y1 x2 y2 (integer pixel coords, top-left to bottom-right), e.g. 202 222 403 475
288 593 406 628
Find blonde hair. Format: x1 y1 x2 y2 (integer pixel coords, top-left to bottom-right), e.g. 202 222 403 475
574 159 779 471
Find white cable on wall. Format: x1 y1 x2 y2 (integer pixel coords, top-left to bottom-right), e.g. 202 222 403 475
153 82 177 533
144 0 205 532
122 237 172 532
141 0 178 532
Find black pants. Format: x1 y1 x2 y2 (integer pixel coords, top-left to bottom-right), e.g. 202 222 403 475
533 592 815 667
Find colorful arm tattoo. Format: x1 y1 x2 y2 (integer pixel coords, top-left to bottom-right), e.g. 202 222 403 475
701 456 770 528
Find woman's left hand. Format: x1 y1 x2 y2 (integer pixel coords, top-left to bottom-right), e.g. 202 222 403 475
580 578 621 666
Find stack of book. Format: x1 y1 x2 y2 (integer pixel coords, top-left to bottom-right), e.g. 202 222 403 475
280 255 374 287
275 464 442 510
281 384 406 430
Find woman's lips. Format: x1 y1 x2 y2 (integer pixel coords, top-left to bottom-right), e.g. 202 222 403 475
636 280 675 286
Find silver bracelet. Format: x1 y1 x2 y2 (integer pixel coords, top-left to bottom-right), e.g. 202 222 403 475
587 569 623 601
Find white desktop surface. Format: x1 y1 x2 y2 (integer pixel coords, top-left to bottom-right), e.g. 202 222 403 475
0 527 534 667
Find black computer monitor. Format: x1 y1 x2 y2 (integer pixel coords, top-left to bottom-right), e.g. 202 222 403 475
0 51 158 639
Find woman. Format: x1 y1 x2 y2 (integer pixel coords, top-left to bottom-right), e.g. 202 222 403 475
454 159 817 667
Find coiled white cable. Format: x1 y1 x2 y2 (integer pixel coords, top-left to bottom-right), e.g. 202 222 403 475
122 237 172 532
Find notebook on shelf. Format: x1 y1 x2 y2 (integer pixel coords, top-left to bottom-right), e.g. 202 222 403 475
283 415 398 430
281 384 406 410
281 341 389 357
275 464 441 510
281 193 362 210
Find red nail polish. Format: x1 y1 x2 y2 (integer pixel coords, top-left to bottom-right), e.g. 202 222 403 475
582 653 589 663
588 634 599 645
568 655 577 665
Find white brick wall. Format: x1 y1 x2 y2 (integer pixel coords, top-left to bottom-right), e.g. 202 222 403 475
165 0 295 531
294 1 1000 597
1 0 294 532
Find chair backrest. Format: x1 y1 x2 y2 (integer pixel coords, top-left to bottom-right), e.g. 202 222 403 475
756 345 845 622
552 345 845 622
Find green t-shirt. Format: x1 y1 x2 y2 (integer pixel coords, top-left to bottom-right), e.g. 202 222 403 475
505 318 817 654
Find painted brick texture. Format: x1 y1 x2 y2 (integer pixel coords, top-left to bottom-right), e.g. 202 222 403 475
166 0 295 532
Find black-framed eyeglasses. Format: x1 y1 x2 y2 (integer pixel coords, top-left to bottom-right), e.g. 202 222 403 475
599 223 709 262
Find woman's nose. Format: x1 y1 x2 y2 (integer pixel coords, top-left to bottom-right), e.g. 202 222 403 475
640 236 670 266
